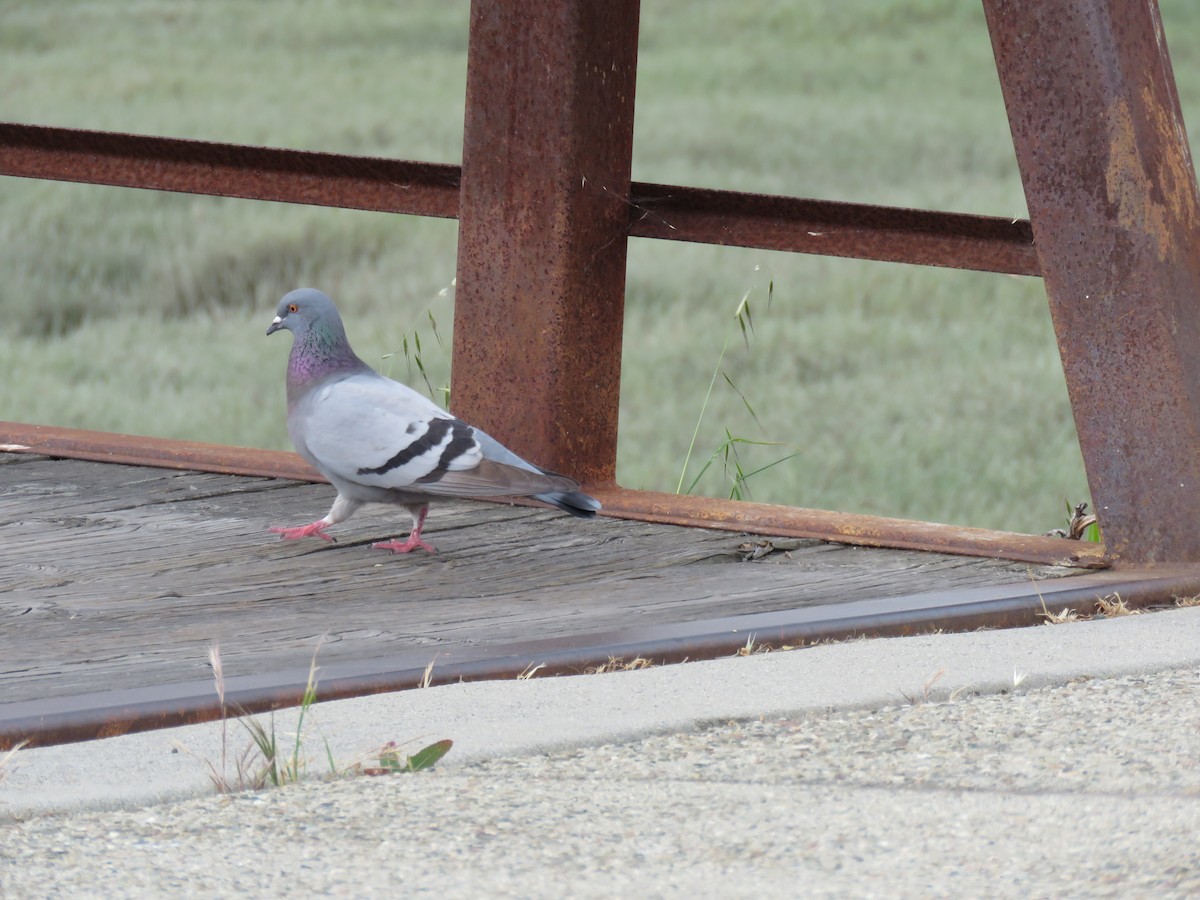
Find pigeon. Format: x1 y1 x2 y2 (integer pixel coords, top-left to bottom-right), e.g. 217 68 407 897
265 288 600 554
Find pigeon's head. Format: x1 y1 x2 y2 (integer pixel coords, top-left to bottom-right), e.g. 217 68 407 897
267 288 341 338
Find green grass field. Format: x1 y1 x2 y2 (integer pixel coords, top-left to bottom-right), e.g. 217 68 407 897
4 1 1200 534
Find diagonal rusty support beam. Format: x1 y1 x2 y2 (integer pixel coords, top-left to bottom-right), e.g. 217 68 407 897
450 1 642 485
985 0 1200 565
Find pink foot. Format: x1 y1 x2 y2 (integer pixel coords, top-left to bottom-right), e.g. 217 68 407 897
372 505 435 555
270 521 335 543
372 535 437 555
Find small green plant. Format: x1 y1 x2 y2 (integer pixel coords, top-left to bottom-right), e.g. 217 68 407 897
1047 500 1101 542
237 653 330 788
198 641 330 791
381 279 453 405
360 738 454 776
676 274 798 500
682 427 798 501
197 641 451 793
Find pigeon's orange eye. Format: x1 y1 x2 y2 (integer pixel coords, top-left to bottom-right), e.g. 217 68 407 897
288 304 298 313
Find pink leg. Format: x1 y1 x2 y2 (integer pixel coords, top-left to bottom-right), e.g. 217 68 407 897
372 505 436 555
270 520 335 543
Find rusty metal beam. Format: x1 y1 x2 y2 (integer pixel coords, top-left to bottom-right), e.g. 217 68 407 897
0 122 461 217
985 0 1200 565
627 183 1039 275
590 487 1106 569
0 421 321 482
4 563 1197 750
0 122 1038 275
0 423 1106 568
450 0 642 484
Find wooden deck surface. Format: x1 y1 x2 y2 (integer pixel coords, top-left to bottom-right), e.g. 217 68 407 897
0 453 1081 708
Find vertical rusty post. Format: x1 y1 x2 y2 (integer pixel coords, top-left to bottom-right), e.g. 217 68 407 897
984 0 1200 564
452 1 641 486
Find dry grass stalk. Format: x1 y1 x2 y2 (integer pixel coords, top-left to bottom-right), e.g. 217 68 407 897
585 656 655 675
419 656 437 689
0 740 28 783
516 662 546 680
1094 593 1140 617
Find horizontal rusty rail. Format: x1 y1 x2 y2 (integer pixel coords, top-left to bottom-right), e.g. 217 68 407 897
0 421 321 482
0 122 461 218
626 183 1039 275
0 123 1038 275
0 422 1105 568
592 488 1105 569
3 563 1196 750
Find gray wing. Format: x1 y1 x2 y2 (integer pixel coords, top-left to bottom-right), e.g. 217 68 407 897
294 373 580 498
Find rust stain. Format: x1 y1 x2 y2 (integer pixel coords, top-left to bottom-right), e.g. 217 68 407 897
1143 86 1200 237
1105 92 1200 264
1105 97 1172 262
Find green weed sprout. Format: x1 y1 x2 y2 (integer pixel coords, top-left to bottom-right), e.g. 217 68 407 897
676 275 798 500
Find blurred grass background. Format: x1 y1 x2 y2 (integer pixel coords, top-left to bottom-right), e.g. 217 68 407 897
3 0 1199 533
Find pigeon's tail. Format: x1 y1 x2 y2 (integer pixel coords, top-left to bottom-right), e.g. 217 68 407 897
534 490 601 519
471 427 601 518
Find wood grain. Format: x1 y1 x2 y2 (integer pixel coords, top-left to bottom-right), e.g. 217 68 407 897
0 456 1074 705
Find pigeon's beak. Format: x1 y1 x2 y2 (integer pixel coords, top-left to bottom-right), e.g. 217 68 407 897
266 316 284 336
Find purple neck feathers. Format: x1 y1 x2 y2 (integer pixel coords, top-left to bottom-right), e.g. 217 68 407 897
286 319 370 407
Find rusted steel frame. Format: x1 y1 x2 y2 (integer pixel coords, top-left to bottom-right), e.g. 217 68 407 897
450 0 642 484
984 0 1200 565
589 487 1106 569
0 422 1106 567
0 121 1038 273
4 564 1197 750
627 183 1040 276
0 421 321 482
0 122 460 217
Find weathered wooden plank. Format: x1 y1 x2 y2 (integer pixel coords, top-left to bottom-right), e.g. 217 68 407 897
0 457 1075 706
